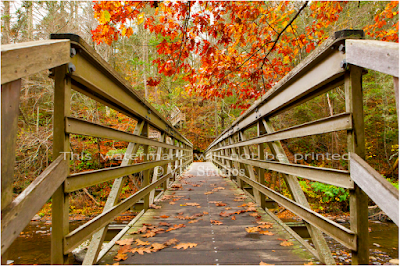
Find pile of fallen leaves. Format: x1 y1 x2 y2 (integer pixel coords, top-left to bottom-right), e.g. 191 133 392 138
114 237 197 262
114 219 199 262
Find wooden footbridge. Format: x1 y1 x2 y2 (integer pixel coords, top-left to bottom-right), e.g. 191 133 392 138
1 30 399 265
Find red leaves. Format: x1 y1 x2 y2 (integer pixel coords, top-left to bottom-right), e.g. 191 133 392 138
147 77 161 87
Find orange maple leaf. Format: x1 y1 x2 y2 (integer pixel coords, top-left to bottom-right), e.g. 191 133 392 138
173 243 198 250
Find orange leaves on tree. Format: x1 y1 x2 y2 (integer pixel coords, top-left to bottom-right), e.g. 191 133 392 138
364 1 399 42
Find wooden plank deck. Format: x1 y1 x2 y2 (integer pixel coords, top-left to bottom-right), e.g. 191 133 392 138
99 162 318 265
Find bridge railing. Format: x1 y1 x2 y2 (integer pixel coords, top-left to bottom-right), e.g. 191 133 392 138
1 34 193 264
205 29 399 265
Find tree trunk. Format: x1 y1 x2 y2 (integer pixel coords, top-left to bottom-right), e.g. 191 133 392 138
27 2 33 41
143 30 148 99
2 1 11 44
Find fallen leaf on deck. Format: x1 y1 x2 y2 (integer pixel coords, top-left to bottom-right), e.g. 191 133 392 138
203 211 209 215
159 222 171 227
116 238 134 246
131 247 153 255
215 202 227 207
304 262 314 265
135 239 150 246
166 224 186 232
171 184 182 188
188 220 199 224
238 204 247 207
173 243 198 250
257 221 273 226
259 230 274 236
160 215 169 218
280 241 294 246
118 245 132 254
151 243 166 251
225 207 232 210
245 227 260 233
114 253 128 261
149 204 161 209
130 225 147 234
164 238 179 246
186 202 200 206
142 231 156 238
169 201 176 205
211 220 223 225
249 213 259 217
219 211 231 217
204 192 213 195
258 224 273 229
231 216 236 220
277 238 287 241
234 210 245 214
151 228 165 234
246 207 257 212
175 215 191 220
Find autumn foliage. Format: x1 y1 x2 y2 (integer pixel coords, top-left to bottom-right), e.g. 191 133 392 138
92 1 398 109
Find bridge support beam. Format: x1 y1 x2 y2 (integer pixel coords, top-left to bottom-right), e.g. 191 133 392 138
1 79 21 264
345 65 369 265
51 65 71 264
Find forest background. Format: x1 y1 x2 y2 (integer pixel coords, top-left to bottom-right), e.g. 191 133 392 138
1 1 398 217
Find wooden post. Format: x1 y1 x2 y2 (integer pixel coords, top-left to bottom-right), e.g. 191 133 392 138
345 65 369 265
239 131 263 206
1 79 21 264
179 142 183 175
51 65 71 264
174 139 179 179
162 138 169 191
141 122 150 210
82 121 144 265
256 121 267 210
149 133 165 204
167 137 174 184
228 136 240 182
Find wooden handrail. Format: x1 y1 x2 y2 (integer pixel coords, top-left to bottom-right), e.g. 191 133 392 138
206 30 364 152
345 39 399 77
1 39 70 84
1 155 68 253
350 153 399 226
50 34 192 147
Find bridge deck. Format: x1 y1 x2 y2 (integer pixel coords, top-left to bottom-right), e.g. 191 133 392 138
99 162 317 265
